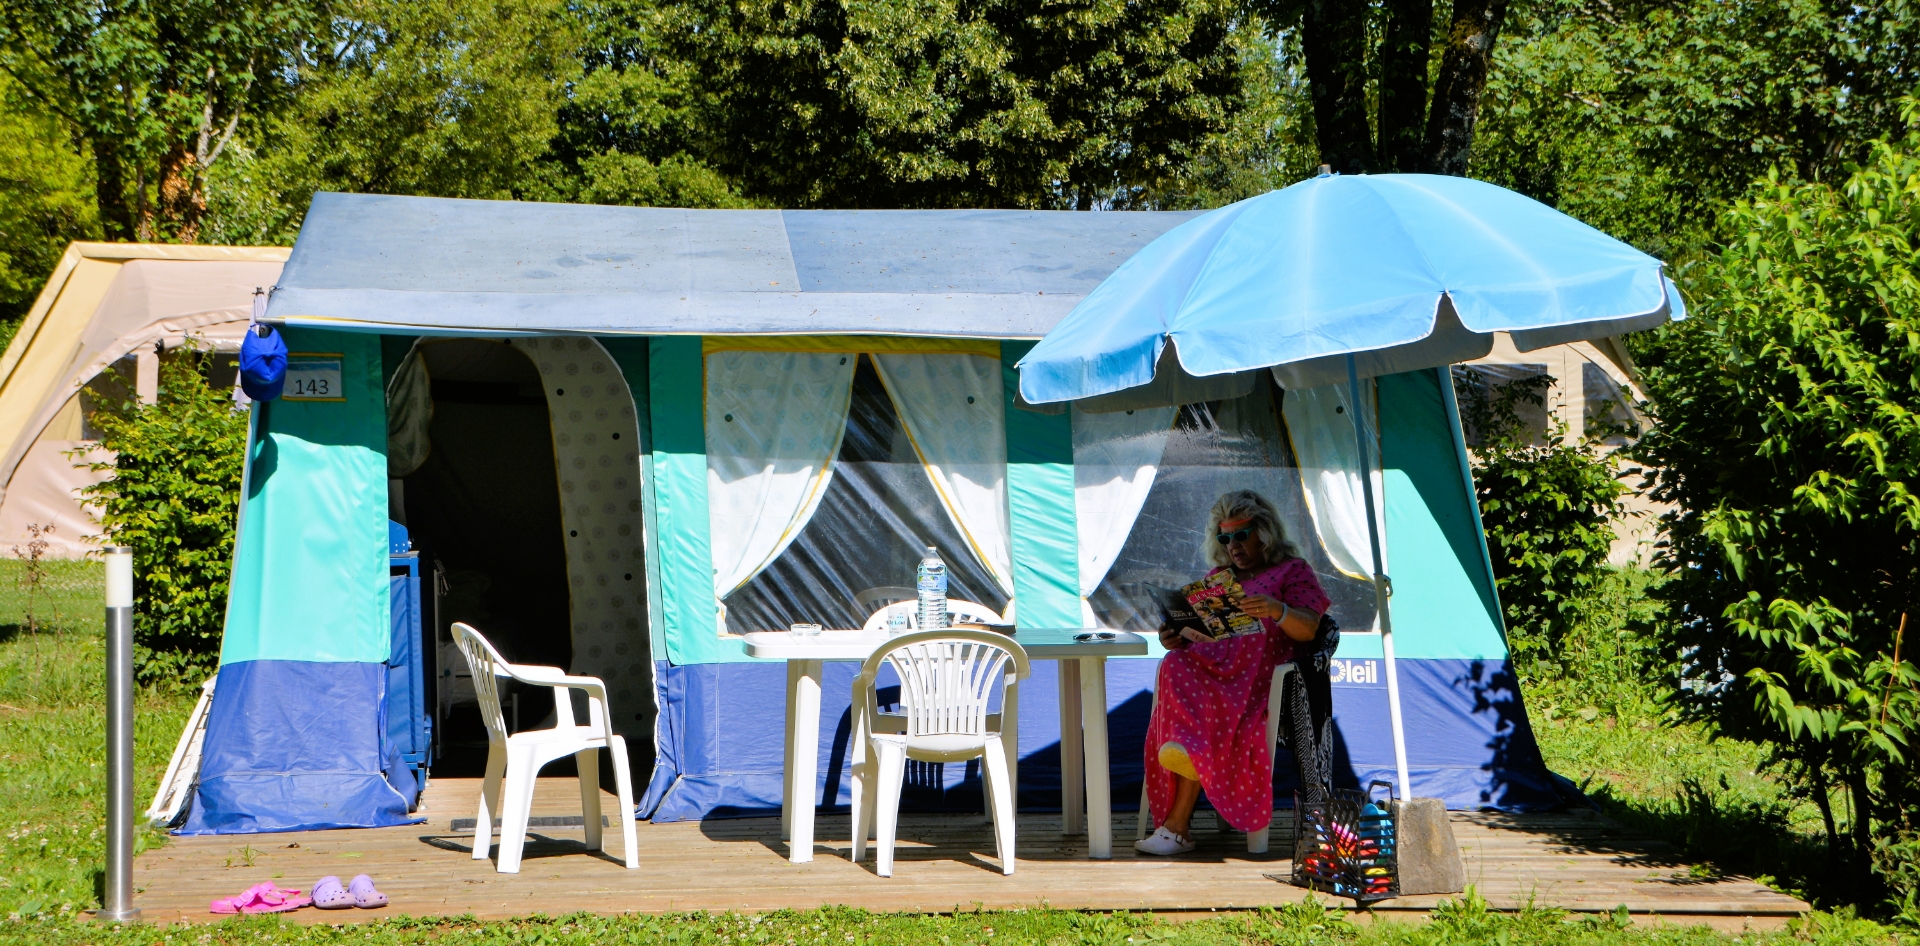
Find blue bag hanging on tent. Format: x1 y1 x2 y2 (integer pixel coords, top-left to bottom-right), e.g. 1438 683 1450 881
240 323 287 401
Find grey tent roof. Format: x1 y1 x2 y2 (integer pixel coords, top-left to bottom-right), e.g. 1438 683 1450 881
266 193 1202 338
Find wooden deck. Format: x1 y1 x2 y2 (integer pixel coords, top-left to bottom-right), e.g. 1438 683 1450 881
131 777 1807 925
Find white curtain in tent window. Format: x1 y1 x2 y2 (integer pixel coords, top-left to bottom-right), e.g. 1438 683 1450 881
706 350 859 616
871 353 1014 596
1071 405 1176 623
1282 382 1387 591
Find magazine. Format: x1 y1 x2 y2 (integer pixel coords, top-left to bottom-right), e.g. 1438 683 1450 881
1160 574 1263 642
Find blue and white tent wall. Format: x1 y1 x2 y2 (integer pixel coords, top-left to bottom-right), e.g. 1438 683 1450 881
635 355 1561 821
181 327 419 834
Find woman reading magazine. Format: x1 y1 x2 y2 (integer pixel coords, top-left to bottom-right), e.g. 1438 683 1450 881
1135 490 1327 856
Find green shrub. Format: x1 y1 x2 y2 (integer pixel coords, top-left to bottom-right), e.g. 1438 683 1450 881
78 345 247 688
1632 122 1920 903
1455 366 1627 657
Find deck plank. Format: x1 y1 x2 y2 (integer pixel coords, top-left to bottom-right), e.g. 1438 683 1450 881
131 777 1807 924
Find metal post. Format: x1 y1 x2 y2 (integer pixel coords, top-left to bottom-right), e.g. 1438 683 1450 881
1346 356 1413 799
99 546 140 923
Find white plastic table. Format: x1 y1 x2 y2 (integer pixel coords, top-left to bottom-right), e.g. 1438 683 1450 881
742 627 1149 863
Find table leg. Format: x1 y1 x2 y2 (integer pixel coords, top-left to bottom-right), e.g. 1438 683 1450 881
1080 656 1112 859
1056 659 1084 836
782 659 800 842
790 659 823 864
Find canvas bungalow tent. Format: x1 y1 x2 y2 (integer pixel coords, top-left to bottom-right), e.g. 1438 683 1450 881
0 243 289 558
180 191 1566 835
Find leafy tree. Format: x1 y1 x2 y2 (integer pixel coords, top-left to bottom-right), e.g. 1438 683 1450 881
79 345 247 687
569 0 1254 208
0 73 96 323
1633 126 1920 896
0 0 323 242
1248 0 1515 176
1473 0 1920 261
208 0 582 242
1456 366 1626 655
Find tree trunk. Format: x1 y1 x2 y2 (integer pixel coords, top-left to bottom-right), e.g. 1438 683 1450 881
1421 0 1510 175
1810 761 1840 871
1843 767 1876 890
156 145 206 243
1301 0 1375 174
92 137 134 241
1376 0 1434 173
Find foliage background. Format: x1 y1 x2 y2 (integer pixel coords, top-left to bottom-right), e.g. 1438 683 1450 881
1630 128 1920 910
79 348 247 687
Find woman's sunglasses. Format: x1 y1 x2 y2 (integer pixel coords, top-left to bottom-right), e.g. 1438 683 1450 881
1215 528 1253 545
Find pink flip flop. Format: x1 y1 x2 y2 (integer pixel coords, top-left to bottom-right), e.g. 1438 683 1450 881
348 874 387 909
209 882 310 914
311 875 355 910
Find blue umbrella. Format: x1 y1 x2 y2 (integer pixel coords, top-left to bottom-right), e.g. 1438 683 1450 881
1017 172 1682 802
1015 172 1681 405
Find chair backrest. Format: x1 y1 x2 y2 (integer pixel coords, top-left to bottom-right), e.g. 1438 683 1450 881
853 585 916 616
451 623 510 745
859 599 1004 632
861 630 1029 743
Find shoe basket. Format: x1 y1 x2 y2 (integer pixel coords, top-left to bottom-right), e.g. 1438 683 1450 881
1290 781 1399 902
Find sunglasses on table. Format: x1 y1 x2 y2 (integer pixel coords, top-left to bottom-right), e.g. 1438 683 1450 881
1215 528 1253 545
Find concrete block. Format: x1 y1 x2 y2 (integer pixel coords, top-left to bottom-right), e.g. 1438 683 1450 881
1393 797 1465 895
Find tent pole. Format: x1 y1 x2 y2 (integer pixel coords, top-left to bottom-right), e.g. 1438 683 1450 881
1346 355 1412 798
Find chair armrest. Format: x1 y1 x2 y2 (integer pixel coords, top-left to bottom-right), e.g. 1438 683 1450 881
506 664 607 695
505 664 612 734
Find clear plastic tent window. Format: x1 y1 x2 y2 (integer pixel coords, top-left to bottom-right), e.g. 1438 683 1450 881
721 356 1010 633
1078 377 1380 635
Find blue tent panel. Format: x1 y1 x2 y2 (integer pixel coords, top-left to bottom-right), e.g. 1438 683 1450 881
178 660 421 835
640 655 1560 821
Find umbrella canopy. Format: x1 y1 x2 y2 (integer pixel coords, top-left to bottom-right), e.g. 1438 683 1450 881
1015 172 1682 404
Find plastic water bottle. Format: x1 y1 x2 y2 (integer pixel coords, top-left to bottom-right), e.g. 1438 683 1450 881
916 546 948 630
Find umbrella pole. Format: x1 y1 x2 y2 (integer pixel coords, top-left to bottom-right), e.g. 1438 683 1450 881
1346 355 1413 798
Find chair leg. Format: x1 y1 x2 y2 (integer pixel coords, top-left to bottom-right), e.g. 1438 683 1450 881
982 737 1016 876
1254 665 1289 856
577 747 603 851
979 744 1001 862
873 744 906 878
849 690 870 863
474 743 507 860
496 745 538 874
850 756 870 863
607 735 639 869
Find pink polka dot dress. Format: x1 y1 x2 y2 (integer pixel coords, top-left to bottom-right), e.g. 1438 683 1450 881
1144 557 1331 832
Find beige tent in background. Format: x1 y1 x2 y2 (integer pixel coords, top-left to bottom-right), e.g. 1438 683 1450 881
0 242 289 558
1457 334 1665 566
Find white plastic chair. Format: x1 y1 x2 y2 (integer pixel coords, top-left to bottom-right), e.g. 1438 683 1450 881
860 599 1004 631
853 585 916 616
1135 661 1295 853
452 623 638 873
849 629 1030 876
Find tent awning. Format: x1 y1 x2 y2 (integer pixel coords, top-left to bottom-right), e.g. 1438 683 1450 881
266 193 1203 338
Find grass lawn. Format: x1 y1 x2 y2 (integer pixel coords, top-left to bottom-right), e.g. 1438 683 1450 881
0 559 197 921
0 560 1907 943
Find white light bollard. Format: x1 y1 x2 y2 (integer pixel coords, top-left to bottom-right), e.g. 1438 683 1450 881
99 546 141 923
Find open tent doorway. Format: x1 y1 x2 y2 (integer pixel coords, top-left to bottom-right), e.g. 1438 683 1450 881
400 338 574 776
392 336 657 790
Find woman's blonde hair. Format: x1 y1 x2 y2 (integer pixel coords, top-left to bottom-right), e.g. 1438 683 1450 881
1203 489 1299 569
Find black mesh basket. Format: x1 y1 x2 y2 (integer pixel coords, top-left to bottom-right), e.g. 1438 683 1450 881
1290 781 1399 902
